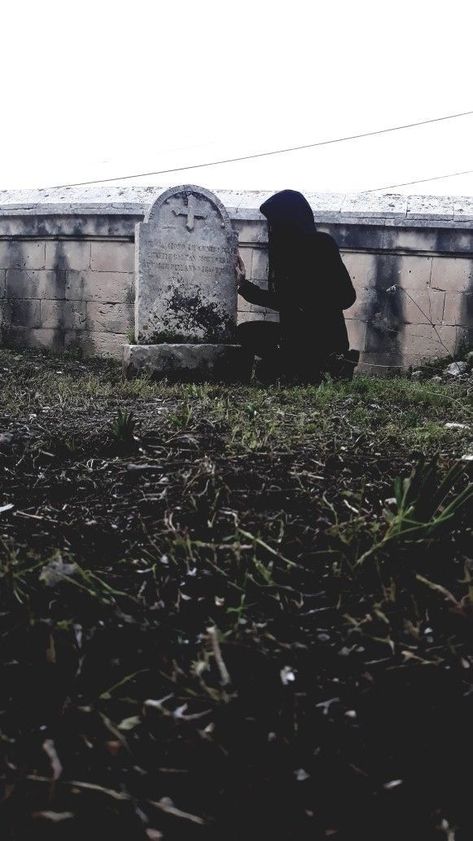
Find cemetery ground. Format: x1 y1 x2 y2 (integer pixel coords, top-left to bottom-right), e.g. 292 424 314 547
1 348 473 841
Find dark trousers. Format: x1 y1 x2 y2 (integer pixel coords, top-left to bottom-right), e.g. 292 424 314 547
237 321 359 383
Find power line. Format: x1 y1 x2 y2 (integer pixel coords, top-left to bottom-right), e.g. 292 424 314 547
49 109 473 189
366 168 473 192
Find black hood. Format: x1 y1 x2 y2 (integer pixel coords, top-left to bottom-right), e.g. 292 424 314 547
259 190 316 236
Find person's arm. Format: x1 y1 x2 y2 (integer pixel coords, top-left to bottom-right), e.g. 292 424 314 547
236 255 280 311
238 279 280 311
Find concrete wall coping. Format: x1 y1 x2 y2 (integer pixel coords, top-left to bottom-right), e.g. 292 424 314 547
2 186 473 228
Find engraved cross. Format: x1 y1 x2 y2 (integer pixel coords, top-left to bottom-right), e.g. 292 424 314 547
172 194 207 232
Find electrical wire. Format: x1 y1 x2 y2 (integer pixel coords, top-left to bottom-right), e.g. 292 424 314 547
366 168 473 192
48 109 473 189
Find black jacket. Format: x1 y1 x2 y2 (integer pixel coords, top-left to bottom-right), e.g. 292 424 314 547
239 190 356 358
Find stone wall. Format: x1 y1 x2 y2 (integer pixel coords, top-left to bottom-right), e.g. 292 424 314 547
1 186 473 372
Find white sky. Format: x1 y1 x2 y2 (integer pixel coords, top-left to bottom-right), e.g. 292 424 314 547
2 0 473 196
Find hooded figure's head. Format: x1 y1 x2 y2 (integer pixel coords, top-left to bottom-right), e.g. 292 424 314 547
259 190 316 237
259 190 316 290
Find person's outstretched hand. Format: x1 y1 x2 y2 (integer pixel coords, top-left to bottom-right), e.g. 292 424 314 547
236 255 246 290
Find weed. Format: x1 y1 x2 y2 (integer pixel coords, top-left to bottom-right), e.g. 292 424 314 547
109 408 137 442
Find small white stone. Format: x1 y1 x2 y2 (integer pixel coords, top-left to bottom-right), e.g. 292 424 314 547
294 768 310 782
280 666 296 685
383 779 403 790
444 361 468 377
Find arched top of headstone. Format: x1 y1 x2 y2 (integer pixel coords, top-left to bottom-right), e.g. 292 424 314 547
145 184 234 237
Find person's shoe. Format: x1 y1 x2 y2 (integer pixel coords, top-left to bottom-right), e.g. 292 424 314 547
326 350 360 381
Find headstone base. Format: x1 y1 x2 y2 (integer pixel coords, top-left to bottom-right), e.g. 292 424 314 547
123 344 254 383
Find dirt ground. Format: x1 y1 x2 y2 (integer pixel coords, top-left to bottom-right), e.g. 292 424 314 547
0 348 472 841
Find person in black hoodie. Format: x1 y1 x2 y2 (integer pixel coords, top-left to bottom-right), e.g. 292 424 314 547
236 189 358 383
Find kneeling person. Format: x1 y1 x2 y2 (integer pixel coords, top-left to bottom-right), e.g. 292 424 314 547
236 190 358 383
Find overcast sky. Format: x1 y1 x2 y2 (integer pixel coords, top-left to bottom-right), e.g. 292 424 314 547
2 0 473 197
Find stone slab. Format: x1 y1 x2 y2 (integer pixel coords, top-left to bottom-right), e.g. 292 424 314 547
135 185 238 344
123 343 254 382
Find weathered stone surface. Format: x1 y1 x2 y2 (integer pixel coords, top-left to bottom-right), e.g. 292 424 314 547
10 299 41 328
407 195 454 221
345 319 367 352
238 247 253 279
66 330 127 359
6 270 65 300
41 300 87 331
123 344 253 382
45 241 91 271
91 242 134 273
342 193 407 219
402 324 458 363
441 292 464 326
233 219 268 245
401 289 446 325
65 270 134 303
86 302 133 334
135 185 238 344
0 241 45 270
398 255 433 291
250 248 269 281
342 252 379 289
430 257 473 293
5 326 63 351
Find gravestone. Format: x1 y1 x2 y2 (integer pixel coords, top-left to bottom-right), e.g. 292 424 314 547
123 184 252 381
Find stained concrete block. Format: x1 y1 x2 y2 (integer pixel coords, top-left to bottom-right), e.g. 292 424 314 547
342 252 379 290
251 248 269 280
10 298 41 328
5 326 63 351
65 330 127 359
45 240 91 271
344 287 377 320
401 288 446 325
86 301 133 333
402 323 458 362
345 319 367 352
383 228 437 253
430 257 473 293
0 299 10 328
41 300 88 330
90 241 134 273
6 269 66 300
123 343 254 382
238 247 253 279
0 241 45 270
440 293 464 326
399 255 433 291
65 270 134 303
0 269 5 297
233 219 268 245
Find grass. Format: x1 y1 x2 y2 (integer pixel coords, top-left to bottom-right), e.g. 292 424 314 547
0 347 472 841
